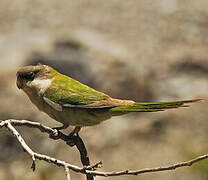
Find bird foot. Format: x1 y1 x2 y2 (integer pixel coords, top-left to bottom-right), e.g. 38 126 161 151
66 126 81 147
49 124 69 140
49 128 60 140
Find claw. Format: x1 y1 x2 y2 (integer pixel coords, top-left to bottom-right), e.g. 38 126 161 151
49 129 60 140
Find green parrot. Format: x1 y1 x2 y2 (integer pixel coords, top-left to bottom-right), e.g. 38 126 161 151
16 64 202 134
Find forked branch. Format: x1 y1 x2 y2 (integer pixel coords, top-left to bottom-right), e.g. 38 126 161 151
1 119 208 178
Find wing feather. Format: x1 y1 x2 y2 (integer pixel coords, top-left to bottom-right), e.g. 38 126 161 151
43 74 114 110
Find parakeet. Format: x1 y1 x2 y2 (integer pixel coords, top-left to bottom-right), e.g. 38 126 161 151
16 64 202 134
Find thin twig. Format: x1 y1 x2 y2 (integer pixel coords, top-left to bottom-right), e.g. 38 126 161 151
0 119 94 180
65 166 71 180
85 161 102 170
1 119 208 177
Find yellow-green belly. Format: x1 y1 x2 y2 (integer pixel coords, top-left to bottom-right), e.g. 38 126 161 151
49 107 113 126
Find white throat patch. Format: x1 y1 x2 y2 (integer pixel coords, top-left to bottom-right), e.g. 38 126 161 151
30 78 52 95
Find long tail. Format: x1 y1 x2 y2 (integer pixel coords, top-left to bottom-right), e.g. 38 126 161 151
110 99 203 113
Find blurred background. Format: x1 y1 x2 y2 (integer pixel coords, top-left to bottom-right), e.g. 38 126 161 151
0 0 208 179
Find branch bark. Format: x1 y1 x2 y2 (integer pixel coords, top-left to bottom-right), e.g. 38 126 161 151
65 166 71 180
1 119 208 178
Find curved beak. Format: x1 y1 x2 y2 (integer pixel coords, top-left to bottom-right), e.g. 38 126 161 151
16 73 23 89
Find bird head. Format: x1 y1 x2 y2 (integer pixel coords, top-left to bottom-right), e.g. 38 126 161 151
16 64 56 95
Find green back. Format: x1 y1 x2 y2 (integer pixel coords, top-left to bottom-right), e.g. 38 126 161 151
44 72 110 107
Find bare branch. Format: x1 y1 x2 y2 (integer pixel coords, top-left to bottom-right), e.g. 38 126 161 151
1 119 208 178
65 166 71 180
88 153 208 176
0 120 86 173
0 119 94 180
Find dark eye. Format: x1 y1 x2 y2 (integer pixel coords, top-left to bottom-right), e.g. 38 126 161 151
22 72 35 81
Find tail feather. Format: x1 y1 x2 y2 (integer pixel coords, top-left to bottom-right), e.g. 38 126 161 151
110 99 203 112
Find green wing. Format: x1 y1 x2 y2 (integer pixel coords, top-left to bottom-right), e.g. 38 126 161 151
43 74 114 111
